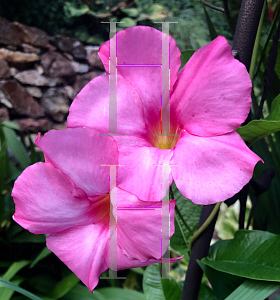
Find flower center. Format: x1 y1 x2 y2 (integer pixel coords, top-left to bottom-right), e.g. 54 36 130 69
91 193 112 222
150 124 181 150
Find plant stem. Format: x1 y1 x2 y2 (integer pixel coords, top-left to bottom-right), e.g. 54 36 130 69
198 0 225 12
189 202 221 252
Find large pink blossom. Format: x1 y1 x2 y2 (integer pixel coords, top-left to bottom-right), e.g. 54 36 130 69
12 127 176 291
68 26 261 205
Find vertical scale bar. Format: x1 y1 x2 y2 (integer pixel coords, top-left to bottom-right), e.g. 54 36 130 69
161 22 170 136
108 165 117 278
109 22 117 135
161 164 171 279
100 164 125 280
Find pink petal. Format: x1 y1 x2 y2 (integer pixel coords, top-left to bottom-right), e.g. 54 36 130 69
12 163 94 234
113 188 175 262
171 36 252 137
105 243 183 271
67 74 148 138
46 223 109 291
35 127 118 197
117 146 174 201
99 26 181 131
171 131 262 205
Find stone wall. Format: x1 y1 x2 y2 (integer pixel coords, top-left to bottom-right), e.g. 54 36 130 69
0 17 105 133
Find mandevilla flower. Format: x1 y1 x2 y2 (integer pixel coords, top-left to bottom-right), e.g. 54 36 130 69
68 26 261 205
12 127 176 291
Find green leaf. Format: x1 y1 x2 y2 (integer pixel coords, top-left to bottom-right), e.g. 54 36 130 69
2 126 30 169
202 229 280 281
46 273 80 299
143 264 182 300
30 247 52 268
236 119 280 144
267 93 280 120
118 18 136 28
61 284 104 300
96 287 146 300
180 50 195 70
63 2 89 18
203 6 218 40
10 230 46 243
197 261 244 300
170 183 202 254
0 277 43 300
199 283 217 300
2 121 21 131
1 260 30 280
236 93 280 144
0 278 24 300
225 279 280 300
0 261 30 300
121 8 139 18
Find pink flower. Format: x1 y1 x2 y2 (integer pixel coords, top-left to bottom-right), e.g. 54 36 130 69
12 127 176 291
68 26 261 205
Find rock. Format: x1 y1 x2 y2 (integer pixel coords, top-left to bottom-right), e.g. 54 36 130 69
17 118 52 132
0 107 9 121
41 88 69 122
71 61 89 73
14 22 49 48
73 72 99 94
41 51 75 79
0 60 11 79
10 67 18 76
0 48 39 64
0 18 21 46
26 87 43 98
22 43 41 54
1 80 44 118
15 70 49 86
64 85 76 100
87 47 104 70
52 35 87 60
0 89 13 108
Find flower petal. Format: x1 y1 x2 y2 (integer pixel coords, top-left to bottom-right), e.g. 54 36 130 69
113 188 175 262
171 36 252 137
35 127 118 196
12 162 94 234
117 146 173 201
171 131 262 204
46 223 109 291
99 26 181 131
105 243 183 271
67 74 148 138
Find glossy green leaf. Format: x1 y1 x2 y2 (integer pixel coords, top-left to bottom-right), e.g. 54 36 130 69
236 119 280 144
2 126 30 169
30 247 52 268
0 277 43 300
143 263 182 300
225 279 280 300
2 121 21 131
197 261 244 300
170 183 202 254
0 278 24 300
202 230 280 281
47 273 80 299
199 283 217 300
237 93 280 144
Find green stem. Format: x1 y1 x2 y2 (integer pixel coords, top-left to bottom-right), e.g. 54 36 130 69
254 5 280 80
249 0 267 80
189 202 221 252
